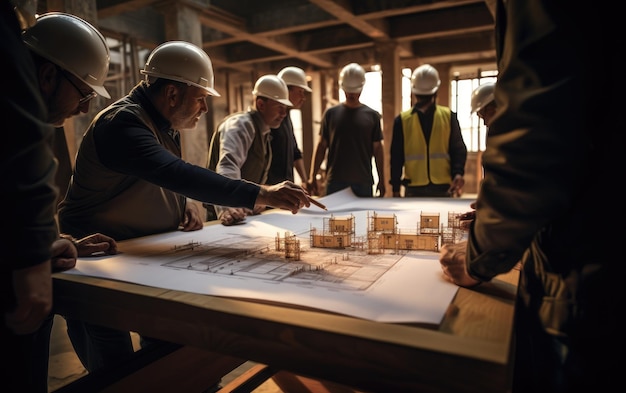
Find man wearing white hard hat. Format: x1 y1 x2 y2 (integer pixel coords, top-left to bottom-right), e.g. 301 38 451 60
58 42 312 376
18 11 119 393
266 66 312 187
390 64 467 198
23 11 115 207
206 74 294 225
307 63 385 198
471 81 496 128
23 12 111 124
2 3 65 392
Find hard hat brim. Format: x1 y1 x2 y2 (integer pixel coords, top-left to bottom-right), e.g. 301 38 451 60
286 82 312 92
141 70 221 97
412 86 439 95
204 86 221 97
275 98 293 106
91 84 111 99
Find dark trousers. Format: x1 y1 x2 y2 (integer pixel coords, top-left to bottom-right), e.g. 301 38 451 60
1 313 52 393
2 324 36 393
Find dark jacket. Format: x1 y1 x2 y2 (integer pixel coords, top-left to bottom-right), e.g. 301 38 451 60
58 82 260 240
2 2 57 274
468 0 622 345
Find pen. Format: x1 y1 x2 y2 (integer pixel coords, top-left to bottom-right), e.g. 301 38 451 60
307 197 327 211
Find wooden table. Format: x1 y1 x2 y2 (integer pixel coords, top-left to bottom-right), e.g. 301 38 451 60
52 264 518 393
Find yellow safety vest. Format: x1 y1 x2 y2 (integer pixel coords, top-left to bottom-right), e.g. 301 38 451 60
400 106 451 186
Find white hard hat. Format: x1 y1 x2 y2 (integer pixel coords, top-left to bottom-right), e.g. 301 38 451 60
23 12 111 98
411 64 441 95
277 66 312 92
470 82 495 113
141 41 220 96
339 63 366 93
252 74 293 106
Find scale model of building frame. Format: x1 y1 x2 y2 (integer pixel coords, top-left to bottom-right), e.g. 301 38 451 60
306 211 465 254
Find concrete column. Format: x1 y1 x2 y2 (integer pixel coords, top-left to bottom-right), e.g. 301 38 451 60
376 41 401 198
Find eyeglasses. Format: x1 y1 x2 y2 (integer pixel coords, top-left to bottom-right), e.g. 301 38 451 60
60 70 98 106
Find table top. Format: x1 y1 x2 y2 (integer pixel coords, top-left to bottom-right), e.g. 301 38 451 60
53 264 518 393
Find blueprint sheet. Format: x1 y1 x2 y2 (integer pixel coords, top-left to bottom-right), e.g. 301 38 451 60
65 189 475 324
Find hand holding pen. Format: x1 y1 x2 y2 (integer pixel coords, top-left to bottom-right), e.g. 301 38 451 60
256 181 327 214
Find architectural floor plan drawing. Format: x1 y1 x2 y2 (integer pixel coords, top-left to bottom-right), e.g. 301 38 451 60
161 233 406 291
66 189 476 324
